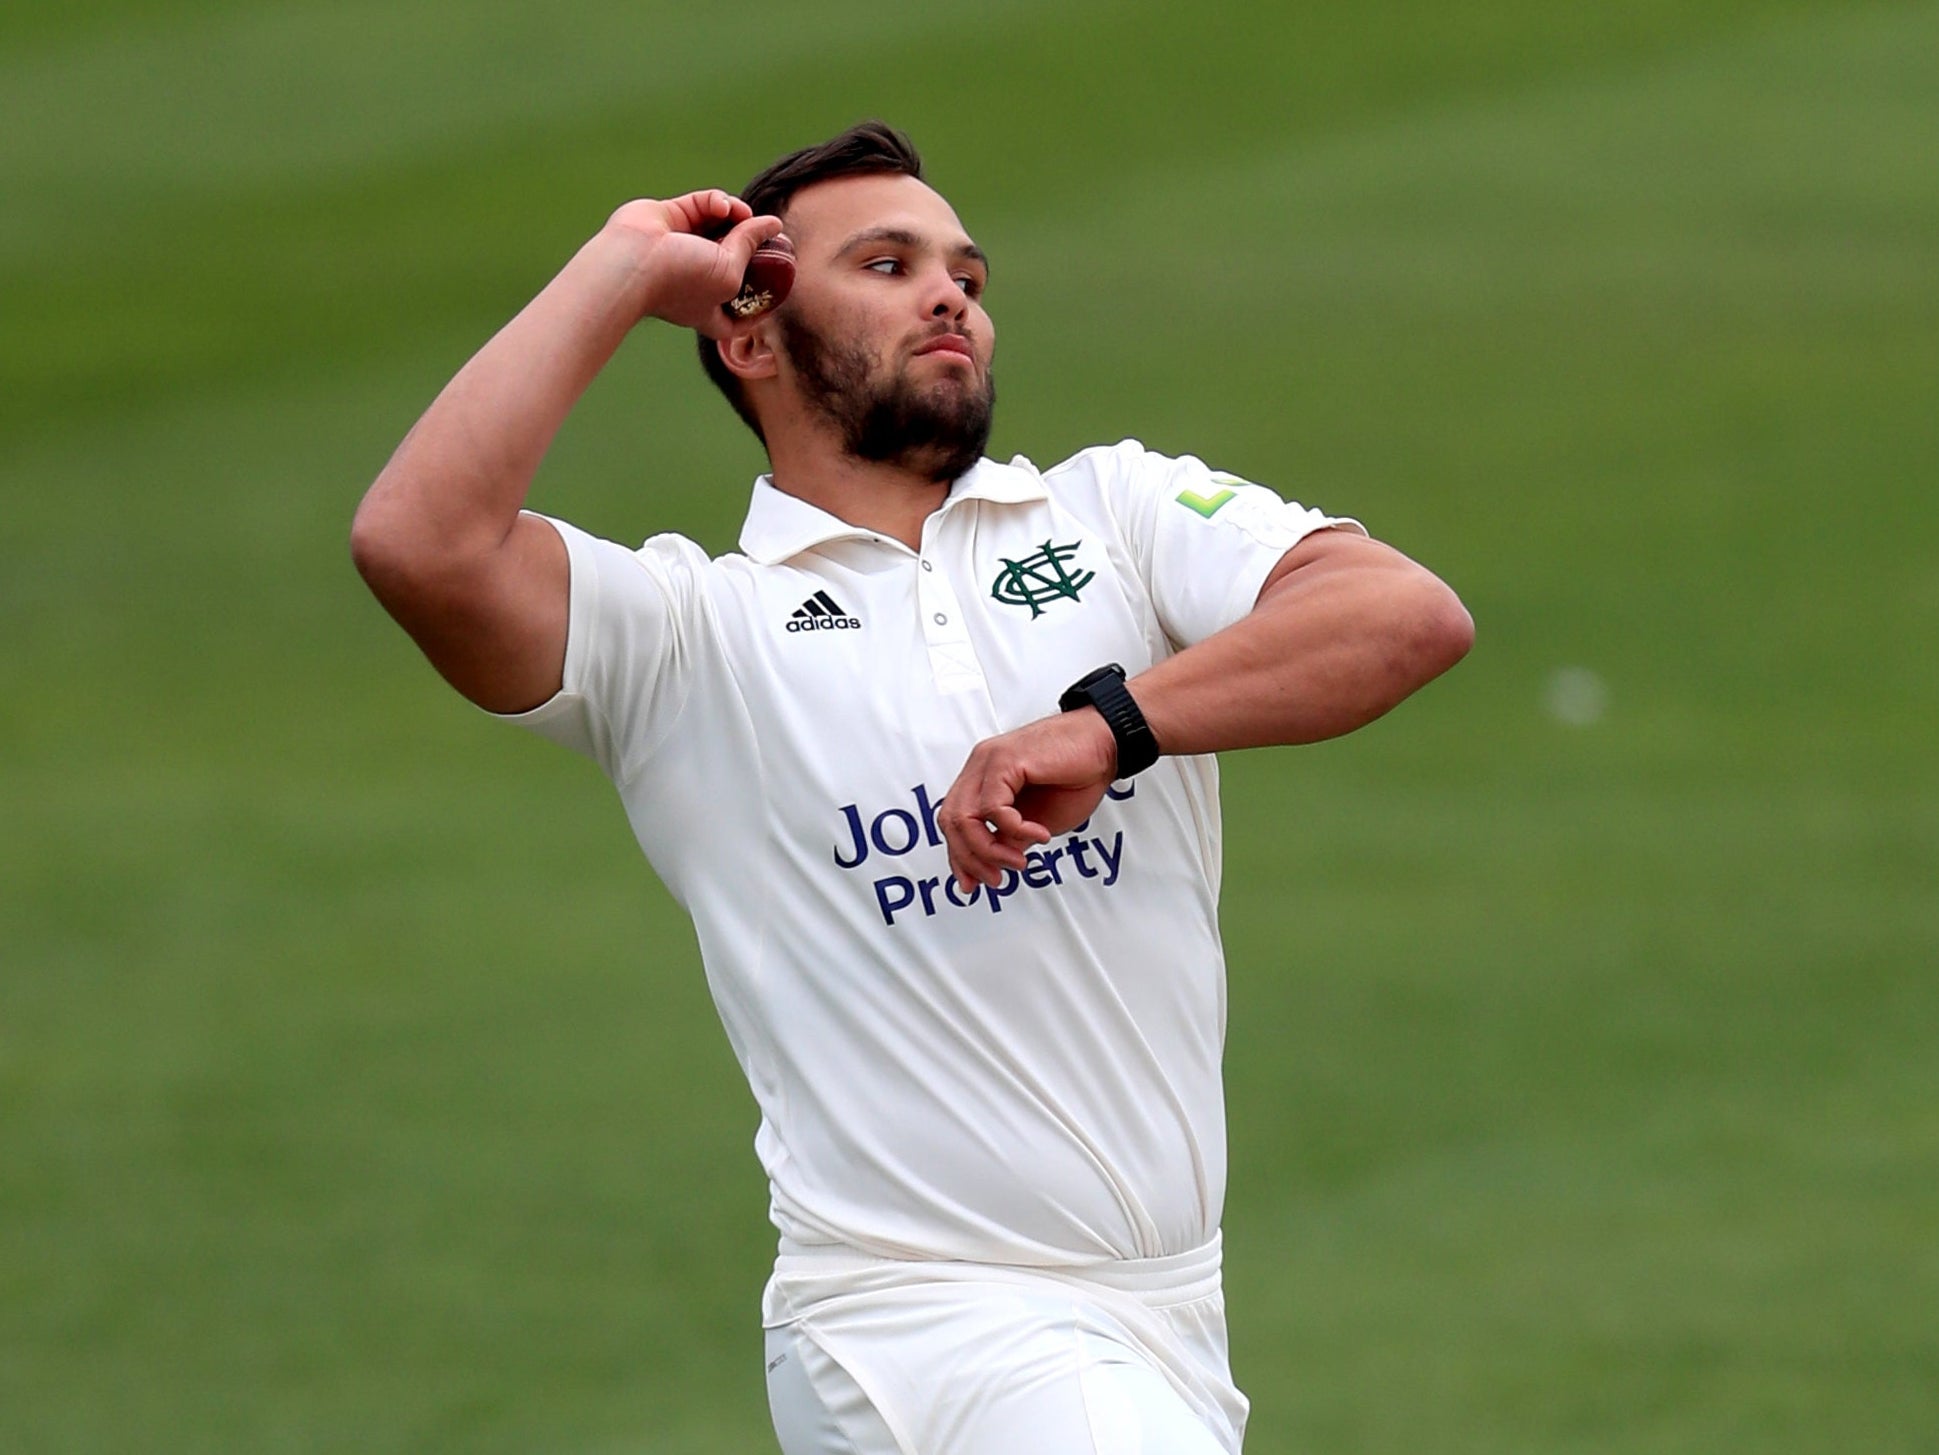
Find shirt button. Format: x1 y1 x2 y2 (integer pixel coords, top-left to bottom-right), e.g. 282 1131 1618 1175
933 612 948 626
921 560 934 572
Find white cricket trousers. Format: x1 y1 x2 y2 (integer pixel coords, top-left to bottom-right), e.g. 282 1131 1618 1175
761 1234 1246 1455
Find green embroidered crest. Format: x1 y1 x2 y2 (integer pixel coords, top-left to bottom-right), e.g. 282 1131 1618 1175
990 540 1096 619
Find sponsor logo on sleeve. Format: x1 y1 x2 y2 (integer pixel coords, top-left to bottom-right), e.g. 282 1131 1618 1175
1176 471 1252 518
1176 487 1235 518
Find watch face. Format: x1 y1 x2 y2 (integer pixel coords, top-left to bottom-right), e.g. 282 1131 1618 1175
1062 664 1124 713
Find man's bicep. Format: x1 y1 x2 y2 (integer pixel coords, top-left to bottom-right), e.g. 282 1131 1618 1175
1252 526 1475 692
1252 525 1405 606
377 510 571 715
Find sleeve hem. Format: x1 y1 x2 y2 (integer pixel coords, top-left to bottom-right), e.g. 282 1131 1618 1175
478 512 622 775
1214 517 1368 626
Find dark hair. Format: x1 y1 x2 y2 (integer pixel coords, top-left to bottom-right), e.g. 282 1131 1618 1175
697 121 925 442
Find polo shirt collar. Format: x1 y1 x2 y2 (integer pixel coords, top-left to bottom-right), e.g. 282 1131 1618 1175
738 456 1050 565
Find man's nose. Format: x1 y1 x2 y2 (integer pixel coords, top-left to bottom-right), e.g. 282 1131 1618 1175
922 264 968 319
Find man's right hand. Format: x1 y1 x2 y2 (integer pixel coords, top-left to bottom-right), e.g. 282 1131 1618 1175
607 191 786 339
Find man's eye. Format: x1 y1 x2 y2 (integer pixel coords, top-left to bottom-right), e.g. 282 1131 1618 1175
865 258 901 275
955 275 982 296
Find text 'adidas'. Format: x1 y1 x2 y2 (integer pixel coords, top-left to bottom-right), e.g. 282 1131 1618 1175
787 589 862 633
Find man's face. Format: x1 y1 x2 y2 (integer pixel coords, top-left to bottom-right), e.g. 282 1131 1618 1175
771 173 996 484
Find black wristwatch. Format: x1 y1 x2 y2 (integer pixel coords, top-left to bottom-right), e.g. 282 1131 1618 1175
1059 664 1161 778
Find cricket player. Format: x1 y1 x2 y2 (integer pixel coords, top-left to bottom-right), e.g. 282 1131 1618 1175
351 121 1472 1454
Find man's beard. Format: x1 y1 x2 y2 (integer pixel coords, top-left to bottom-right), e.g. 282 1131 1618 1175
780 311 995 485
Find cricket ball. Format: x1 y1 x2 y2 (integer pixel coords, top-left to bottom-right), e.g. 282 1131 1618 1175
726 235 795 319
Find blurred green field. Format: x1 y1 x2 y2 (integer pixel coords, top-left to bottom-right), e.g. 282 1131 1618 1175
3 1 1935 1450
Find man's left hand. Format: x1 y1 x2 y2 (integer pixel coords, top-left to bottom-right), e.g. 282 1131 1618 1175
939 710 1119 889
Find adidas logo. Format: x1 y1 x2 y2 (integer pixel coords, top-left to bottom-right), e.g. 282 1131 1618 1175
786 589 862 633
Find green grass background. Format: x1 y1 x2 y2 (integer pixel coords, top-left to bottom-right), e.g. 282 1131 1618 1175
4 1 1935 1450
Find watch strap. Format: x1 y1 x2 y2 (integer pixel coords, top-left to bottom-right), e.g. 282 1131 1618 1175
1059 664 1161 778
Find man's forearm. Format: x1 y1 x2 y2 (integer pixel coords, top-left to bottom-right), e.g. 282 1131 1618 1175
352 226 655 568
1130 530 1473 757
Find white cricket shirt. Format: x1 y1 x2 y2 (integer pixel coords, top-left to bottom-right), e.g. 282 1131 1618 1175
504 440 1360 1266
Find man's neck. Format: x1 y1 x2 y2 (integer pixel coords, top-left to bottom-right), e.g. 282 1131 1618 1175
765 431 957 552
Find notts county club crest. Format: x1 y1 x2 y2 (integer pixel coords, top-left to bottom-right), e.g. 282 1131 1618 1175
990 540 1094 619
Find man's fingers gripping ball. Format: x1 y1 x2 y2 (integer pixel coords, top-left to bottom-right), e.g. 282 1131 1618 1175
697 211 795 320
726 235 796 320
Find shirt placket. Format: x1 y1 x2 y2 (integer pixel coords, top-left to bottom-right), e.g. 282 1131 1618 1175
917 513 986 696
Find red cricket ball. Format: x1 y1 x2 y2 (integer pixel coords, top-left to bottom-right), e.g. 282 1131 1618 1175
726 235 795 319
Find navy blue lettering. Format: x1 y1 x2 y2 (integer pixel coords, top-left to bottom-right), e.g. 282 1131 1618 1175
874 876 916 925
871 808 920 857
849 784 1133 928
1065 836 1099 879
833 803 870 868
1105 780 1137 802
1094 832 1125 887
912 784 944 847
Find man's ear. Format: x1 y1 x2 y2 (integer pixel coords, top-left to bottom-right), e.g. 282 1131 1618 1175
717 326 779 383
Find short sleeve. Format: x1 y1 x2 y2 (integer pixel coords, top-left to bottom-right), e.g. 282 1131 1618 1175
1060 442 1365 648
492 513 715 785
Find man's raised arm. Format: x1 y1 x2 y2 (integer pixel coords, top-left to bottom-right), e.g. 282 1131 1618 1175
349 192 781 713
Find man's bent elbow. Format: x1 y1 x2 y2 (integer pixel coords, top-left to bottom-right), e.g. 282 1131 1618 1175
1408 576 1475 684
349 493 410 608
349 472 468 599
348 487 461 624
348 498 383 578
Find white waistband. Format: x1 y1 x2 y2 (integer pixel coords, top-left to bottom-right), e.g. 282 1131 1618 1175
772 1230 1224 1312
